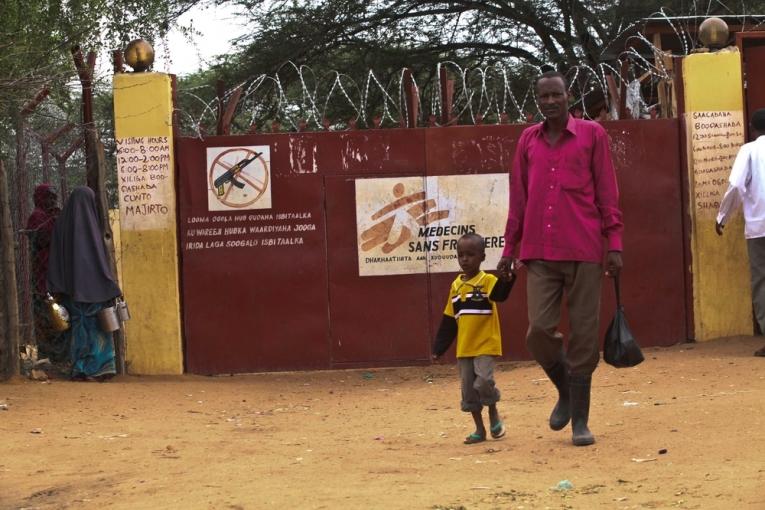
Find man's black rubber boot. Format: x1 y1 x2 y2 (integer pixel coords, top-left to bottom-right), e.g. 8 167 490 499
542 361 570 431
570 374 595 446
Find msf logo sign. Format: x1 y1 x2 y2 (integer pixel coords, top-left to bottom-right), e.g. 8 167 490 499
360 182 449 254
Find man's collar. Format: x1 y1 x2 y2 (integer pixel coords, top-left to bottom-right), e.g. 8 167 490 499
565 114 578 135
540 114 577 136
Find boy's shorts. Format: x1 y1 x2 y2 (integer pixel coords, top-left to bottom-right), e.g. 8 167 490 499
458 355 500 412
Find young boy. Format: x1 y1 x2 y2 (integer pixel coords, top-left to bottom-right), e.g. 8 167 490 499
432 233 516 444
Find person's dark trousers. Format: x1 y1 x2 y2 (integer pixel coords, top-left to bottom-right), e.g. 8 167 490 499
747 237 765 333
525 260 601 444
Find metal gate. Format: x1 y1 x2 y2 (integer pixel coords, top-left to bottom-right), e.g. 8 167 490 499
176 120 686 374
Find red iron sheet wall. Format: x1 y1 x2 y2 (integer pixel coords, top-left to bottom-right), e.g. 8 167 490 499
176 120 685 374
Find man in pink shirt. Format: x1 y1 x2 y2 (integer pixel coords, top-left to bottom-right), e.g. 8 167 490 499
497 71 623 446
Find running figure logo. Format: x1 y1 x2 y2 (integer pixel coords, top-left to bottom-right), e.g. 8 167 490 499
360 182 449 253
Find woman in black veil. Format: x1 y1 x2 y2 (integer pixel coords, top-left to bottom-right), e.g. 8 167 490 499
47 186 122 381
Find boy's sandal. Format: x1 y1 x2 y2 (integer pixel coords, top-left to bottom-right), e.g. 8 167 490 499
490 421 506 439
463 432 486 444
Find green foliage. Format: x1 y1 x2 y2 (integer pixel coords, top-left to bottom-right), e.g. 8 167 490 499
220 0 765 74
0 0 202 129
0 0 206 213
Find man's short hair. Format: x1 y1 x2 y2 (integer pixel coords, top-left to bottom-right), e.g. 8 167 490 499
752 108 765 132
534 71 569 92
459 233 485 251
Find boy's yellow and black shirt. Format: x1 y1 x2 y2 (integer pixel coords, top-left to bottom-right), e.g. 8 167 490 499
433 270 515 358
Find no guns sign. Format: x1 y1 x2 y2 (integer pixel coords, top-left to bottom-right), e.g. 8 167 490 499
206 146 271 211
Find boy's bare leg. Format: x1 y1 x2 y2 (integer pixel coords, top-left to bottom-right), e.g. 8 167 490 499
470 410 486 438
488 404 500 428
488 403 506 439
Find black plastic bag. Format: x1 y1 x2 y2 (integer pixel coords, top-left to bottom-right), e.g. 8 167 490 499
603 276 644 368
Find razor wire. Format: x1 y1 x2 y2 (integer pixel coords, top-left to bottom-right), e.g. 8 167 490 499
177 57 651 137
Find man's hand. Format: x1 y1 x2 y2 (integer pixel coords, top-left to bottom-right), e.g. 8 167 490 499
497 256 512 275
605 251 623 278
497 261 514 281
498 256 522 275
715 221 724 236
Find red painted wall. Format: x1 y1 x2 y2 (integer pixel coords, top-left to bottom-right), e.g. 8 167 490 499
176 120 685 374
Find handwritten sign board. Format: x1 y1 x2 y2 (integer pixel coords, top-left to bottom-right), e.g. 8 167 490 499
688 111 745 217
116 136 175 230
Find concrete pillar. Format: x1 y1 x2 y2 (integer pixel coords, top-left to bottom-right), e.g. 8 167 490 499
112 72 183 373
683 48 752 340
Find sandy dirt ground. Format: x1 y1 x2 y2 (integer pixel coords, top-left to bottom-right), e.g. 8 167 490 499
1 336 763 510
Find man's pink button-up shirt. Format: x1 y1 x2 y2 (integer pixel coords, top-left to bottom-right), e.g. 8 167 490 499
502 115 623 263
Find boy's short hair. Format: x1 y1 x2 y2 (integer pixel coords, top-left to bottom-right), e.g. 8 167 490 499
534 71 569 92
752 108 765 132
458 233 485 251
